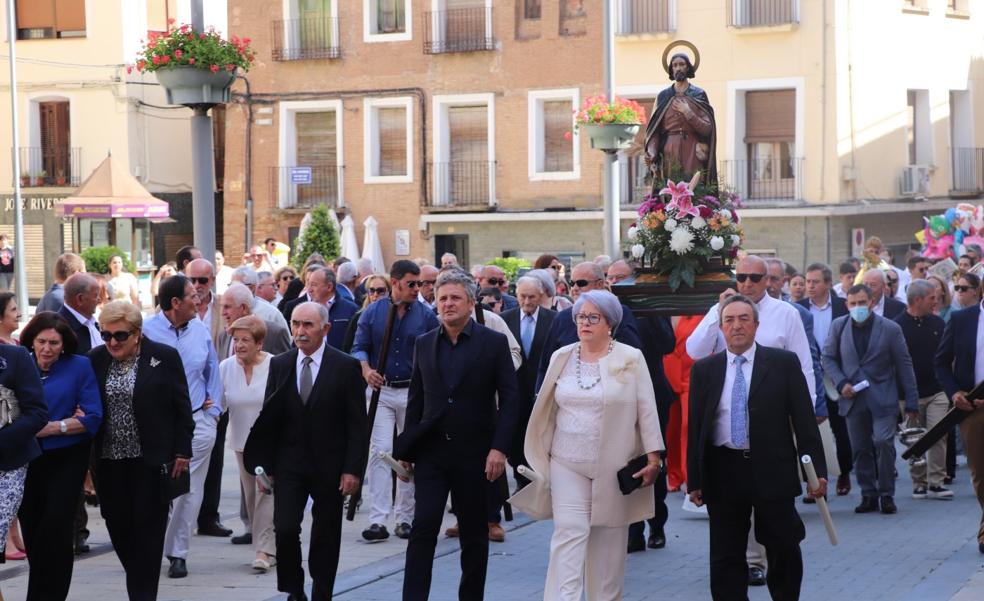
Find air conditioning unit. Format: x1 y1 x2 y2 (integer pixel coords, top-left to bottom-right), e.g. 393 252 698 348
901 165 930 196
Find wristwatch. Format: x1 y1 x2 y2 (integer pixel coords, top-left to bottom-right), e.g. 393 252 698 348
59 420 67 434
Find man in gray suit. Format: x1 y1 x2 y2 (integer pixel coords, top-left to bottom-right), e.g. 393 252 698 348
822 283 918 515
217 283 292 361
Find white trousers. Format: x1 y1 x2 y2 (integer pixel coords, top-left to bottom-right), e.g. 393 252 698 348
366 386 415 526
163 410 217 560
544 459 629 601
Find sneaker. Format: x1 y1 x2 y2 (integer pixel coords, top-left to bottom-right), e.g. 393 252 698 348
927 485 954 500
912 486 927 499
361 523 389 541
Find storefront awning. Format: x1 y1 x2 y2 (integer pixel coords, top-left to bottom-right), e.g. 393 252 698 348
58 154 170 219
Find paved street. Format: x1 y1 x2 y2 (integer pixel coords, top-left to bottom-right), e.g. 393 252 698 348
1 446 983 600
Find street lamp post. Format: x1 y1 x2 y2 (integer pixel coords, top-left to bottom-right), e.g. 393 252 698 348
601 0 620 259
190 0 217 264
6 0 27 316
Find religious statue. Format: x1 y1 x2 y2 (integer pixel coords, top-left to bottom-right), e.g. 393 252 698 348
644 41 717 191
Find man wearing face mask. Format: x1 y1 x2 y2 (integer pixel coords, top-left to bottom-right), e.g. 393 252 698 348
821 284 918 516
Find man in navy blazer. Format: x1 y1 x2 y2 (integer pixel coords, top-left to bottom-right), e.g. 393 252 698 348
862 269 906 319
289 267 359 350
57 273 103 355
935 300 984 553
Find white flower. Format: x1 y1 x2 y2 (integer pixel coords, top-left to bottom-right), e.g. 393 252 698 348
664 218 678 232
627 226 638 242
691 216 707 230
669 228 695 255
710 236 725 251
631 244 645 259
718 209 731 221
731 234 741 246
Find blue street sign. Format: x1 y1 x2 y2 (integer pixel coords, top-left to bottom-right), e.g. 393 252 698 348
289 167 312 184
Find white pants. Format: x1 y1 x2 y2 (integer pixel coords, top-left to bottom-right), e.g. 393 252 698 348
163 410 217 560
366 386 415 526
545 459 629 601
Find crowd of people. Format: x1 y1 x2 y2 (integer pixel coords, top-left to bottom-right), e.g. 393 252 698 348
0 231 979 601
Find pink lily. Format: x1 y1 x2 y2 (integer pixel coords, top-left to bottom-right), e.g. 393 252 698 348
659 179 700 218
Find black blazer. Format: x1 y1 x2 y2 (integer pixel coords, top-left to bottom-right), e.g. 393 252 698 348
637 315 677 429
281 293 311 323
883 297 907 320
58 305 93 355
687 345 826 503
501 307 557 459
395 322 519 463
88 337 195 466
0 345 48 470
935 304 980 398
244 345 368 481
278 277 306 315
796 294 848 320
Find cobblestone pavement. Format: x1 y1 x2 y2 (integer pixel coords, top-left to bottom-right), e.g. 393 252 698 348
1 446 982 600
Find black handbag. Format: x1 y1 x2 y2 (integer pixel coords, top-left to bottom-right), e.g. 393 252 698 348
616 454 650 495
160 461 191 503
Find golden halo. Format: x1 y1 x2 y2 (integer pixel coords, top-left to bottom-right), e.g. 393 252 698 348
662 40 701 76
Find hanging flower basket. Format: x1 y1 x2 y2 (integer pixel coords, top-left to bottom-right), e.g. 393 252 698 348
155 66 235 106
572 95 646 151
581 123 641 151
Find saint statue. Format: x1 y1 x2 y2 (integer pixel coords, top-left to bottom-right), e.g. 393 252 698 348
644 42 717 190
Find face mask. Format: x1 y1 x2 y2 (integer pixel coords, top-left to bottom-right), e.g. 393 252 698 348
849 306 870 324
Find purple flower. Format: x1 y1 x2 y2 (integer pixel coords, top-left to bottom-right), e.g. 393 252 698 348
637 197 665 217
702 195 720 207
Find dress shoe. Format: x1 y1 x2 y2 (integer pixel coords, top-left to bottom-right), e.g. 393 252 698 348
286 593 308 601
488 522 505 543
231 532 252 545
251 554 276 573
445 523 460 538
198 521 232 537
394 522 412 539
836 474 851 496
627 532 645 553
74 541 90 555
855 496 879 513
361 523 389 541
748 566 766 586
880 496 898 514
167 557 188 578
647 530 666 549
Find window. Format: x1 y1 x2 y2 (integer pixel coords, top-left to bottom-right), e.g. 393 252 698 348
277 100 345 209
744 90 795 199
906 89 931 166
430 93 495 207
364 97 414 183
524 0 541 19
16 0 86 39
728 0 799 27
274 0 340 61
365 0 412 42
623 97 655 203
560 0 587 36
528 89 579 180
146 0 178 34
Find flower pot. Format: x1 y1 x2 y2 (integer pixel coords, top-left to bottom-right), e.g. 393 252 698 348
580 123 641 151
20 177 29 188
155 66 235 107
55 177 67 186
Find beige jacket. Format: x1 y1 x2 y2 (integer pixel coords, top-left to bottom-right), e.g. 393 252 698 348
509 341 664 528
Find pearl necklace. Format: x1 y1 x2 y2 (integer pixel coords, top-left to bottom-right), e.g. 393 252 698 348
575 340 614 390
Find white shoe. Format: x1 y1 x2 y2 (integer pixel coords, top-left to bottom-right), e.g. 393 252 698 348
252 555 276 572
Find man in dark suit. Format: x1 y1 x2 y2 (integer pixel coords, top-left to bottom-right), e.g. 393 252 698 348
216 284 292 361
244 302 368 601
688 295 826 601
862 269 906 319
395 270 519 601
935 296 984 553
283 269 358 351
537 261 642 389
58 273 102 355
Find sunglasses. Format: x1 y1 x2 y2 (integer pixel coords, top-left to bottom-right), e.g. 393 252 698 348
485 278 505 286
368 287 388 295
188 276 211 286
100 329 135 342
405 280 421 289
550 264 562 271
280 275 295 282
955 285 973 292
886 278 898 284
735 273 765 283
573 278 601 288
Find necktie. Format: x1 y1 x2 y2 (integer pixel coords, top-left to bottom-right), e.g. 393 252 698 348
299 356 313 405
521 314 535 357
730 355 748 448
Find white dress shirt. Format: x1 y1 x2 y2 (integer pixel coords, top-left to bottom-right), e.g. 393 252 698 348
686 293 816 401
872 295 886 317
296 339 327 392
474 309 523 370
64 304 102 349
714 344 756 448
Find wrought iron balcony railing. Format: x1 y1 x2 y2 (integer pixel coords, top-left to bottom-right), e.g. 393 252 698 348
423 6 494 54
424 161 495 209
727 0 799 27
271 17 340 61
270 165 343 209
616 0 675 35
953 148 984 192
15 147 82 187
719 157 804 204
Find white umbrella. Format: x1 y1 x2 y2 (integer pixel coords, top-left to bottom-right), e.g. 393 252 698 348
340 215 361 261
361 216 385 274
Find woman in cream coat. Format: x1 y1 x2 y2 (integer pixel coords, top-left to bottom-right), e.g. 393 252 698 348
510 289 664 601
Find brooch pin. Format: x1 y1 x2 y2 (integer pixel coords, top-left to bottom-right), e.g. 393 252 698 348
0 357 7 371
150 357 161 368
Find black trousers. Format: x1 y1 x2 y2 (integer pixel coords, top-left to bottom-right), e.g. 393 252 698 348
827 399 853 475
97 458 170 601
19 441 91 601
404 442 489 601
274 469 344 600
705 447 805 601
197 410 229 528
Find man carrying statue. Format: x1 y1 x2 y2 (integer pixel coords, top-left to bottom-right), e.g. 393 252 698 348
644 42 717 188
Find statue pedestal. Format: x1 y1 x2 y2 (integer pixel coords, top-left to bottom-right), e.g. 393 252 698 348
612 260 735 317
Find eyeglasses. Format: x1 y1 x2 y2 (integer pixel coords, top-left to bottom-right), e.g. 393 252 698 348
189 276 211 286
280 275 295 282
573 278 601 288
955 285 973 292
608 274 630 283
420 280 436 287
368 287 388 295
550 264 562 271
886 277 898 284
485 278 505 286
735 273 765 283
100 329 135 342
574 313 603 325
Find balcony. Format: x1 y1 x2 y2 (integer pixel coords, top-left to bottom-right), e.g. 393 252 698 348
727 0 799 28
423 161 495 210
952 148 983 193
616 0 675 35
270 165 343 210
423 6 494 54
271 17 340 61
15 147 82 187
719 157 804 205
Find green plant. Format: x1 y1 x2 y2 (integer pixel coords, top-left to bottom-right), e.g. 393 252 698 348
486 257 531 283
291 204 341 270
81 246 134 275
132 20 255 74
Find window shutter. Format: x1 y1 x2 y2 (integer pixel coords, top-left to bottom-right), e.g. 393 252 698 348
377 107 407 177
744 90 795 143
54 0 85 34
448 106 488 162
543 100 573 172
16 0 55 30
295 111 337 165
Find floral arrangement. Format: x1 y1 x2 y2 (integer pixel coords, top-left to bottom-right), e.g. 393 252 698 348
575 95 646 128
132 20 255 74
627 172 745 290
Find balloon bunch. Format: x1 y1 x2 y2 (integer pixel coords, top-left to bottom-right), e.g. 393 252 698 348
915 203 984 260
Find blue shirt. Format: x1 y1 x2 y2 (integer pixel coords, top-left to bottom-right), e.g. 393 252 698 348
37 354 102 451
351 299 441 382
142 313 222 416
807 294 834 349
